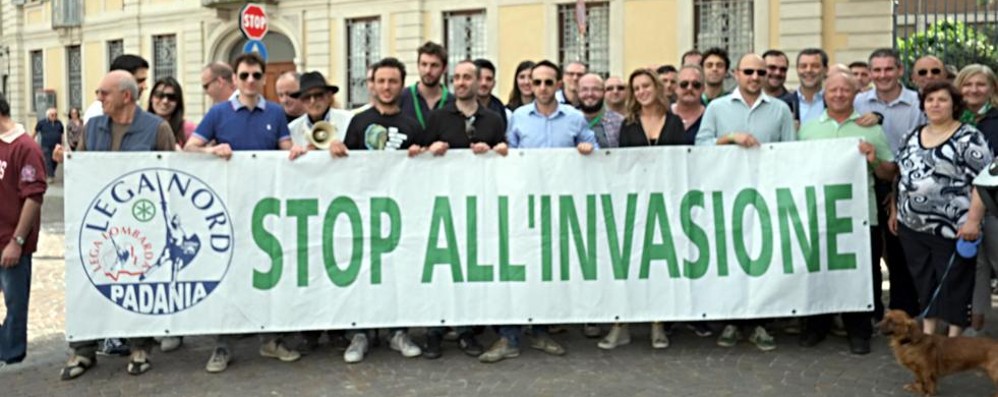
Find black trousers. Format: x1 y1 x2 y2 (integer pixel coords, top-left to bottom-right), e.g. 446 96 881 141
803 226 884 340
898 224 975 327
875 182 919 317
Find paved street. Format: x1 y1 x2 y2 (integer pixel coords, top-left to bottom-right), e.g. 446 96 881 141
1 181 997 396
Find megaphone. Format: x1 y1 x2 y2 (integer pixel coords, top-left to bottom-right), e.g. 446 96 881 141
307 121 338 149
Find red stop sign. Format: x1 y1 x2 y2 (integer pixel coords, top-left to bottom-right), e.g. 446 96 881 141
239 4 268 41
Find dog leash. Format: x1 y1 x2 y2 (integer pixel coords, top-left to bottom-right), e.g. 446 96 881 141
918 253 958 319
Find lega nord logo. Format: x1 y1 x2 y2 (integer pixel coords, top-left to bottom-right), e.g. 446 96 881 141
78 169 233 315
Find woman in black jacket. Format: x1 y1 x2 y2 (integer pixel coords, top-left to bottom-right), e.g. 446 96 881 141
617 68 686 147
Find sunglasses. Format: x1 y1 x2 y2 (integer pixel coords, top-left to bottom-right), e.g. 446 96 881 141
238 71 264 81
917 68 943 76
153 92 179 102
300 92 327 102
464 116 479 142
532 79 556 87
678 81 703 89
606 85 626 92
740 68 768 77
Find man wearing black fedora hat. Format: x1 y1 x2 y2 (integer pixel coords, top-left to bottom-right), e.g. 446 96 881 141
288 71 353 150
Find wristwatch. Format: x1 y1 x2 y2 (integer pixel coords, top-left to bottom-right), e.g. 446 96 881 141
13 236 25 246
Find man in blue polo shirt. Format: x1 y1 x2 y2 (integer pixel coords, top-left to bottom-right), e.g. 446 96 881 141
184 53 304 373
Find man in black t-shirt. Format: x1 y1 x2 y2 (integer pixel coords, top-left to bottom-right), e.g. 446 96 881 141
417 60 507 157
328 57 424 363
335 58 423 154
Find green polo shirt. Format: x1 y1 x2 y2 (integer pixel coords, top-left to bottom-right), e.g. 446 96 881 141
799 110 893 226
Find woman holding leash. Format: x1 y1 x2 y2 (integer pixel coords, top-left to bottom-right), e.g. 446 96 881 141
891 81 992 337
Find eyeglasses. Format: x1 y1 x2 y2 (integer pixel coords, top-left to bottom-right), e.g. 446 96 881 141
532 79 556 87
740 69 768 77
917 68 943 76
238 71 264 81
300 92 327 102
202 79 216 91
606 85 626 92
153 92 179 102
678 81 703 89
464 116 478 142
767 65 789 73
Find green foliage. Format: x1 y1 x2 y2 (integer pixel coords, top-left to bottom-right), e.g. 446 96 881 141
896 20 998 74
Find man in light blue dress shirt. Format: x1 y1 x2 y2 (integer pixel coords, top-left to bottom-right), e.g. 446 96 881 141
695 53 795 148
482 61 595 365
506 60 597 154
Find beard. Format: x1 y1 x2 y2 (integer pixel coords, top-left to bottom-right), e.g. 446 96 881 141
421 75 440 87
578 99 604 114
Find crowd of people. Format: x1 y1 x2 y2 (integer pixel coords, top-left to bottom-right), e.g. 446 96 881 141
1 39 998 381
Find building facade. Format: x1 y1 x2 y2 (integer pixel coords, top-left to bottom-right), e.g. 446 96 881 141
0 0 892 125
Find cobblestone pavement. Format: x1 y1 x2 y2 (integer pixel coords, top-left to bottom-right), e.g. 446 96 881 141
2 182 997 397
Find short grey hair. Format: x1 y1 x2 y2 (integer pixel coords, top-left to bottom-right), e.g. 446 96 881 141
118 74 139 100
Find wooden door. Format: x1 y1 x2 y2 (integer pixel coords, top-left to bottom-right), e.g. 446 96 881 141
263 62 296 103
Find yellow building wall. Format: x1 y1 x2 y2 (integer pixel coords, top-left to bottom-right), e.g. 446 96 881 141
623 0 676 73
83 41 105 110
106 0 125 11
821 0 848 64
496 4 545 100
769 0 781 49
45 47 66 112
25 5 45 26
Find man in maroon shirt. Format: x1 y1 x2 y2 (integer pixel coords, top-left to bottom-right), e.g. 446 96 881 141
0 94 47 368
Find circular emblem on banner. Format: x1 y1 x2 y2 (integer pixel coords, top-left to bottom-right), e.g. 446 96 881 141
77 168 234 315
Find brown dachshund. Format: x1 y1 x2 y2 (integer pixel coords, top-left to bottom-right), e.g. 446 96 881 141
879 310 998 396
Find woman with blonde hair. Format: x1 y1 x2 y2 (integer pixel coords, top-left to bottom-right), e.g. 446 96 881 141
616 68 685 147
955 64 998 336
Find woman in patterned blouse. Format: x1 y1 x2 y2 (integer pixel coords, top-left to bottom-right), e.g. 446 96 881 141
890 81 992 337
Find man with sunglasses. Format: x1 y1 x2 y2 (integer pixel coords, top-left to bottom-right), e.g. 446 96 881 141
604 76 627 115
185 53 304 373
59 71 176 380
911 55 947 92
276 71 307 124
201 62 236 106
287 71 353 151
577 73 623 149
483 60 596 364
854 48 924 321
414 60 505 359
670 65 708 144
762 50 790 98
695 54 793 351
400 41 454 130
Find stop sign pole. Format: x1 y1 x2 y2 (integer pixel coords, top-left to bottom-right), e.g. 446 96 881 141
239 3 269 41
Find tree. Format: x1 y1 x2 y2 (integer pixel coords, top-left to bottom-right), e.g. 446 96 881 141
896 20 998 74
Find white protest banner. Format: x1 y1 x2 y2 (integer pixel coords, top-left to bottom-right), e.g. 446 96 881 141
64 139 871 340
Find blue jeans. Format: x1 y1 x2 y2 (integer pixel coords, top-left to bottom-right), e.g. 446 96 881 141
498 325 549 349
0 255 32 363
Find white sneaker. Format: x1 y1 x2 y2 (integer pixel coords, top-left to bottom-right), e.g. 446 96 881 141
160 337 182 353
344 334 369 363
205 348 230 373
259 339 301 362
598 324 631 350
651 322 670 349
389 331 422 358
